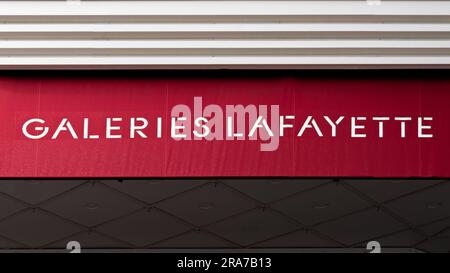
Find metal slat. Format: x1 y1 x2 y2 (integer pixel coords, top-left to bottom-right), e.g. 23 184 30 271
0 1 448 69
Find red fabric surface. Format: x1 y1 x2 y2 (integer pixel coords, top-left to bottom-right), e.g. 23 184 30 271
0 73 448 178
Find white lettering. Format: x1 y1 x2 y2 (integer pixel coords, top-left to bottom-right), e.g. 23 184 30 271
351 117 366 138
418 117 433 138
22 118 49 139
130 117 148 138
52 118 78 139
106 118 122 139
298 116 323 137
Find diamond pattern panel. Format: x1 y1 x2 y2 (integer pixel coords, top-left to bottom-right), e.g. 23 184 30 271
315 208 407 246
103 180 205 204
0 180 84 205
156 183 258 226
416 229 450 253
271 183 372 225
153 230 236 248
344 179 440 203
385 182 450 226
40 182 143 227
223 179 330 203
376 230 426 248
0 209 82 248
254 229 340 248
0 179 446 252
206 208 299 247
96 208 191 247
47 231 132 249
0 194 27 220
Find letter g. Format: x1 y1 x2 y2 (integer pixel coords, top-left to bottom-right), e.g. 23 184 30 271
22 118 49 139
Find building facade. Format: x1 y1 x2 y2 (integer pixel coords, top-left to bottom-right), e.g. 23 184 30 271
0 0 448 253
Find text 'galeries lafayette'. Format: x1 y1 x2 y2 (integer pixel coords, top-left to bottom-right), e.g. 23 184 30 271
20 97 433 152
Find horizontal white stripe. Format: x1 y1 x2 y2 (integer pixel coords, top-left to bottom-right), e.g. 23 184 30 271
0 1 449 16
1 56 450 65
0 40 450 49
0 1 448 68
1 23 450 33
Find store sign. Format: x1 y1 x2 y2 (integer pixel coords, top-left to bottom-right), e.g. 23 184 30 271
20 101 434 153
1 74 449 177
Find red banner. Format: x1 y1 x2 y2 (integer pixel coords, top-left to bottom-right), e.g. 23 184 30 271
1 72 449 178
